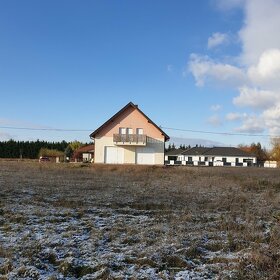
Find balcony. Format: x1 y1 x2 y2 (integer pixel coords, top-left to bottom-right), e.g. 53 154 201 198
113 134 147 146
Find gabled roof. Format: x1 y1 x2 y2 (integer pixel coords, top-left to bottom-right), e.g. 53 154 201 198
90 102 170 141
182 146 255 158
203 147 255 157
165 148 185 156
181 147 211 156
75 144 95 153
73 144 95 159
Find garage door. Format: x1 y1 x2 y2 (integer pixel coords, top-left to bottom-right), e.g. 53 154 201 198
105 147 124 164
136 147 155 165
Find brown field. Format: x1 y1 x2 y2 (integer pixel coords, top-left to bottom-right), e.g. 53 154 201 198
0 161 280 279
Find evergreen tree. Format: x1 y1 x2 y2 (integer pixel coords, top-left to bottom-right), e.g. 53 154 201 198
0 140 73 159
166 143 172 152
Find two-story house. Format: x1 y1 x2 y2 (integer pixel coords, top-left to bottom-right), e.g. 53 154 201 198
90 102 169 165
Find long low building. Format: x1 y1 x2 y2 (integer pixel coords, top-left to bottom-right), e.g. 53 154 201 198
165 147 257 167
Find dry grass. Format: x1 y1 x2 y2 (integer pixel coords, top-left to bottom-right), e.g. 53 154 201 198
0 162 280 279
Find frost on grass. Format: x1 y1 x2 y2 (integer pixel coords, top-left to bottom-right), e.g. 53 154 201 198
0 162 279 279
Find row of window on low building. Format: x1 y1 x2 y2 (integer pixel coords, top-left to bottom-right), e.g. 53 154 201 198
165 147 258 167
165 157 255 167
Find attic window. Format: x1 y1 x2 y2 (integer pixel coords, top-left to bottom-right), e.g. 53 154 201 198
119 127 126 134
137 128 143 135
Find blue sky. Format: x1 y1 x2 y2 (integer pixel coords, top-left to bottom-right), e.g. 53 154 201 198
1 0 280 148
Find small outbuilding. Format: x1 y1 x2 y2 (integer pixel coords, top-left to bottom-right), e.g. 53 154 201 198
73 144 95 162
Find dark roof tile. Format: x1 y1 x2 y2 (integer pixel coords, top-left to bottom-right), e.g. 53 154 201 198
182 146 255 157
181 147 211 155
165 148 185 156
203 147 255 157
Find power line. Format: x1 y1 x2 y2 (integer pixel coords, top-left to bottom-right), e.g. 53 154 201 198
160 126 273 138
0 125 277 138
0 126 92 132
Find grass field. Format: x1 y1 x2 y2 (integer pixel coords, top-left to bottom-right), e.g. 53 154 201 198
0 161 280 279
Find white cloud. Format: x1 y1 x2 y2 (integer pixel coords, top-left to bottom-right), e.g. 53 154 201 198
235 115 265 134
233 87 280 109
262 106 280 121
211 104 222 111
266 126 280 137
188 0 280 137
239 0 280 66
236 1 280 135
208 32 229 49
248 49 280 87
262 106 280 132
188 54 246 87
232 105 280 135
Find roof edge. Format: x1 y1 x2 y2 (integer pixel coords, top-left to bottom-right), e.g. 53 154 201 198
90 102 170 141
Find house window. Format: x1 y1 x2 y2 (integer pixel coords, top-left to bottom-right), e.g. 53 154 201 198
205 157 208 161
188 157 192 161
127 128 133 135
119 127 126 134
222 157 226 163
236 158 239 163
168 156 177 161
136 128 143 135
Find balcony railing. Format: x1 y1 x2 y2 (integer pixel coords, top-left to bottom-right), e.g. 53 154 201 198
113 134 147 145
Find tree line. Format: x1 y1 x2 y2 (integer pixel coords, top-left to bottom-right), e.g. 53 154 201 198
165 143 202 151
0 140 70 159
0 140 92 159
238 140 280 162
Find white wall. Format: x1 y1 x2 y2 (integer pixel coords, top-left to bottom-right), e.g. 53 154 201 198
264 161 277 168
95 136 165 164
82 153 92 161
166 153 257 167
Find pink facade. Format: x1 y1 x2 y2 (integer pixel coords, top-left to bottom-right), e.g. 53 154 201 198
95 106 164 140
90 102 169 164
